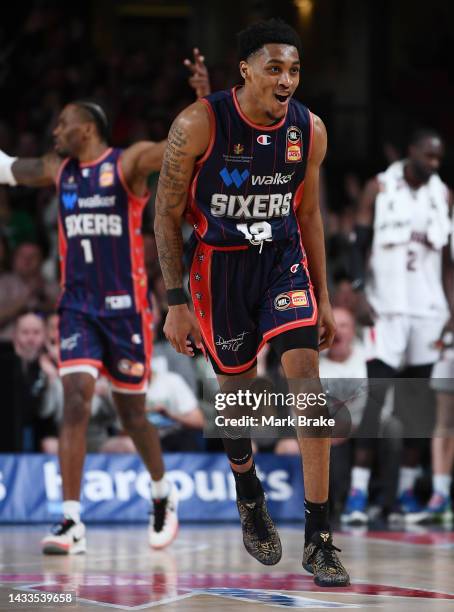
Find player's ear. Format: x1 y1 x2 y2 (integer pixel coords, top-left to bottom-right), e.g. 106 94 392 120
239 61 249 81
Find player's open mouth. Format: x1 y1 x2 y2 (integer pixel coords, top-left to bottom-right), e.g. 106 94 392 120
274 93 289 104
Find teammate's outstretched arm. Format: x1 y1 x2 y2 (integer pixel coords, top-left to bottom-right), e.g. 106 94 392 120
153 101 210 356
296 115 335 351
0 149 60 187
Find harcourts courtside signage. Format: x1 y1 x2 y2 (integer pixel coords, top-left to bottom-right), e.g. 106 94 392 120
0 454 304 523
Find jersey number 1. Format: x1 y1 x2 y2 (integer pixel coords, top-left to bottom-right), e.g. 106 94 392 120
81 239 94 263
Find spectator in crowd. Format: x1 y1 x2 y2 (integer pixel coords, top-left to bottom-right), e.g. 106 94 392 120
0 312 56 452
0 242 59 347
0 232 11 274
144 367 205 452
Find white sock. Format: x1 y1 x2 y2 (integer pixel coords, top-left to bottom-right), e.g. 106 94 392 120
433 474 452 498
397 467 420 496
351 467 371 493
62 500 81 523
151 477 170 499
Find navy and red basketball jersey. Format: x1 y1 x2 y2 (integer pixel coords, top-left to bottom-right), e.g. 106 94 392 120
56 148 149 317
186 87 313 247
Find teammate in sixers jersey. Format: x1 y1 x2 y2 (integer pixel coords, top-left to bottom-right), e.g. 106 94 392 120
155 20 349 586
0 50 210 554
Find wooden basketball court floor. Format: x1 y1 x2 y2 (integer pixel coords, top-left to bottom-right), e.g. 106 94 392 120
0 525 453 611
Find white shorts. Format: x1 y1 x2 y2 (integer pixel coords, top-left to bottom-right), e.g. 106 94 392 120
363 314 445 369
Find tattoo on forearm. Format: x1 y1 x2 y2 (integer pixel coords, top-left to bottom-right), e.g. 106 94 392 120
154 121 192 289
12 154 57 186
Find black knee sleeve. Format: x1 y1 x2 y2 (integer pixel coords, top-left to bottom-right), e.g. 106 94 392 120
222 437 253 466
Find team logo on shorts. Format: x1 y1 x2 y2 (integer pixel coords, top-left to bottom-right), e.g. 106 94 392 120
274 290 309 311
99 162 114 187
285 126 302 163
118 359 145 378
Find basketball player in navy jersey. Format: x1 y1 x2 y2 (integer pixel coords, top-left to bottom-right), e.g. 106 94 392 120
0 50 210 553
154 20 349 586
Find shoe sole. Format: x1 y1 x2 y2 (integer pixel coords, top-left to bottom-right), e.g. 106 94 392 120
243 539 282 566
303 563 350 587
150 524 179 550
42 538 86 555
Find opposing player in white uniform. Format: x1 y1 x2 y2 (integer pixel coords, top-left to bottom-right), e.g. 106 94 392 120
343 129 454 524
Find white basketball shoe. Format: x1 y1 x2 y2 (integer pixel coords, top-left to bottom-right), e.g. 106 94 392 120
149 485 179 549
41 518 86 555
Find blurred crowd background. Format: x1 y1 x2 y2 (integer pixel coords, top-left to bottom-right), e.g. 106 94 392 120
0 0 453 521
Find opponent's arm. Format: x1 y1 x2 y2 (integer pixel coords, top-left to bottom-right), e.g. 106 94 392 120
154 102 210 355
347 177 380 325
0 150 60 187
296 115 334 350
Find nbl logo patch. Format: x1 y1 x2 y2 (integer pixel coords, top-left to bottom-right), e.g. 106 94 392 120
274 290 309 311
285 126 302 163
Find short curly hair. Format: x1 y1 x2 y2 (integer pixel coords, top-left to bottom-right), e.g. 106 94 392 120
237 18 302 62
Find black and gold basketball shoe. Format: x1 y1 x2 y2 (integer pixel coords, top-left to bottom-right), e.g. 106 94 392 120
236 494 282 565
303 531 350 586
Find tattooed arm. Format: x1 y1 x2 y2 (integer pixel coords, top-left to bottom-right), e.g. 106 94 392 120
10 153 61 187
154 101 211 355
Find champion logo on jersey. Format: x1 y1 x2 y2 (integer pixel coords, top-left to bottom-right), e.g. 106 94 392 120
62 192 77 210
257 134 272 145
219 167 250 188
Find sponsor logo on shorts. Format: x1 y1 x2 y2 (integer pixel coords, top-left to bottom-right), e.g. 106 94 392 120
60 333 81 351
274 290 309 311
99 162 114 187
290 263 300 273
118 359 145 378
257 134 272 145
131 334 142 344
105 294 132 310
285 126 302 163
215 331 249 352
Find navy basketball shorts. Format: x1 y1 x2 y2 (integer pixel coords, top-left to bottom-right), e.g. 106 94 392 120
188 236 318 375
58 308 152 393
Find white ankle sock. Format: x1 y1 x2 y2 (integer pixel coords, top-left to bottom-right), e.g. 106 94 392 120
397 467 420 496
151 477 170 499
351 467 371 493
62 500 81 523
433 474 452 498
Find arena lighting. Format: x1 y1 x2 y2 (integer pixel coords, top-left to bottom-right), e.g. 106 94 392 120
294 0 314 19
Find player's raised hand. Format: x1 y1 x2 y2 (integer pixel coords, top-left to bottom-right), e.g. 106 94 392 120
164 304 203 357
184 48 211 98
